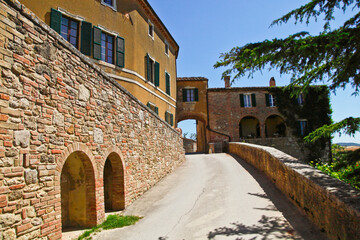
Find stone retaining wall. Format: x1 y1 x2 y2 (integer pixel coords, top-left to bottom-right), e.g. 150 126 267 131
0 0 185 239
229 142 360 240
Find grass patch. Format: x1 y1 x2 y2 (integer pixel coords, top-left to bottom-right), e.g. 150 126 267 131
78 215 142 240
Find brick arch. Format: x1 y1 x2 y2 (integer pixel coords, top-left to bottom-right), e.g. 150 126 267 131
177 113 207 124
56 143 98 230
56 143 98 179
239 115 261 138
265 114 287 137
101 146 126 211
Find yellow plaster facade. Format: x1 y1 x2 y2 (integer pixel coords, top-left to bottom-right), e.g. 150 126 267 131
20 0 178 124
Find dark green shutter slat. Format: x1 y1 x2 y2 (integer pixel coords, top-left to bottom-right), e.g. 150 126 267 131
194 88 199 101
80 21 92 56
251 94 256 107
182 89 187 102
240 94 244 107
155 62 160 86
170 114 173 126
165 112 168 123
166 73 170 95
93 27 102 60
147 102 151 108
116 37 125 67
265 93 270 107
50 8 62 34
146 54 150 81
154 107 158 115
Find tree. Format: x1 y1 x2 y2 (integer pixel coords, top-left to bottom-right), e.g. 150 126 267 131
214 0 360 142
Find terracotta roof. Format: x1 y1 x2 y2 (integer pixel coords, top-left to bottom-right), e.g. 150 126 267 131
177 77 208 81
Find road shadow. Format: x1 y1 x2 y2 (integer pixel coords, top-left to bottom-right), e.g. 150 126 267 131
214 154 329 240
208 215 298 239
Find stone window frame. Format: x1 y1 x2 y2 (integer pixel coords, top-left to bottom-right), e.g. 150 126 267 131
268 94 275 107
101 0 117 11
243 94 252 107
95 25 119 67
165 40 169 56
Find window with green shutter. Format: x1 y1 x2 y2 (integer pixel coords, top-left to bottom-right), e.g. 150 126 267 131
240 94 245 107
116 36 125 67
146 54 156 84
93 27 102 60
170 113 174 126
80 21 92 56
155 61 160 87
165 72 170 95
165 112 169 123
50 8 62 34
154 107 158 115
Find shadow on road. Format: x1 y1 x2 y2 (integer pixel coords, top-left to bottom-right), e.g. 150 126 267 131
206 153 328 240
207 215 297 239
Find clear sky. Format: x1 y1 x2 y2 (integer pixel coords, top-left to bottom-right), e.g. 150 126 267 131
148 0 360 144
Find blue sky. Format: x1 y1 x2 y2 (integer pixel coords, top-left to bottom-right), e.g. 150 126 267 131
148 0 360 144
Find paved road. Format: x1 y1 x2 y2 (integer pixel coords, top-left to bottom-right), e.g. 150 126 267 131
92 153 327 240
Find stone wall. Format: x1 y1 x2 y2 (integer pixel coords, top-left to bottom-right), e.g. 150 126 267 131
0 0 185 239
229 142 360 240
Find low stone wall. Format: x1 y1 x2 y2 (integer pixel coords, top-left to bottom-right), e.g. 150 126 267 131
0 0 185 239
229 142 360 240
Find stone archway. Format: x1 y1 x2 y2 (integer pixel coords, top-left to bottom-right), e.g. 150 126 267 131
103 152 125 211
265 115 286 138
239 116 260 139
177 114 207 153
60 151 96 229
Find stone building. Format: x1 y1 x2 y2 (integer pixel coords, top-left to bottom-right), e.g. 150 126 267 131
177 76 331 161
20 0 179 126
0 1 184 239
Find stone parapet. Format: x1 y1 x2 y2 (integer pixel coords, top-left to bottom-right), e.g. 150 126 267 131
229 142 360 240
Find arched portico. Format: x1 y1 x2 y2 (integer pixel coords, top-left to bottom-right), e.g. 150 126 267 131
265 115 287 138
239 116 260 139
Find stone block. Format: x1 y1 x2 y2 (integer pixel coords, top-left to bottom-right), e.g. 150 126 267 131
93 128 103 144
2 229 16 240
78 84 90 101
52 111 64 127
13 130 30 148
24 169 37 184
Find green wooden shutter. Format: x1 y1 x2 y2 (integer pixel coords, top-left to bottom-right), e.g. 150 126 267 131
182 89 187 102
154 61 160 87
93 27 102 60
147 102 151 108
194 88 199 101
146 54 150 81
240 94 244 107
50 8 62 34
165 112 168 123
265 93 270 106
170 114 174 126
80 21 92 56
165 73 170 95
251 94 256 107
154 106 158 115
116 36 125 67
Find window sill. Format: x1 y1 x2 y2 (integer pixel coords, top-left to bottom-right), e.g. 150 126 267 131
97 60 116 69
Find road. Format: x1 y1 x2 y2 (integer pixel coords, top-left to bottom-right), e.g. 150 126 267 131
92 153 327 240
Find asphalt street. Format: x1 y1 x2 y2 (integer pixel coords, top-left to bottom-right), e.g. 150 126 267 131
91 153 327 240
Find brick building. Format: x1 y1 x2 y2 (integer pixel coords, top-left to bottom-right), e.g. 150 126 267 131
177 76 331 160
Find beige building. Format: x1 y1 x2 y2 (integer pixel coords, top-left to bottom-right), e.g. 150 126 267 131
20 0 179 126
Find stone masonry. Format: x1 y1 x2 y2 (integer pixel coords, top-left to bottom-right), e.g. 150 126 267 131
0 0 185 239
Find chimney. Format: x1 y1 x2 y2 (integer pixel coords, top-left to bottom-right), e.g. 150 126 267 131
224 76 231 88
269 77 276 87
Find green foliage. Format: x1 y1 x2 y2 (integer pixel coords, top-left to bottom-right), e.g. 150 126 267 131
269 86 332 162
214 0 360 141
77 215 142 240
311 144 360 189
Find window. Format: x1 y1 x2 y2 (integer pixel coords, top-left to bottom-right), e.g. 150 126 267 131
146 54 159 86
147 102 158 115
101 0 116 10
93 27 125 67
51 9 92 56
265 93 275 107
165 72 170 95
240 94 256 107
100 32 114 64
165 41 169 56
148 20 154 39
60 15 79 48
183 88 198 102
165 111 174 126
297 93 304 105
298 120 308 136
